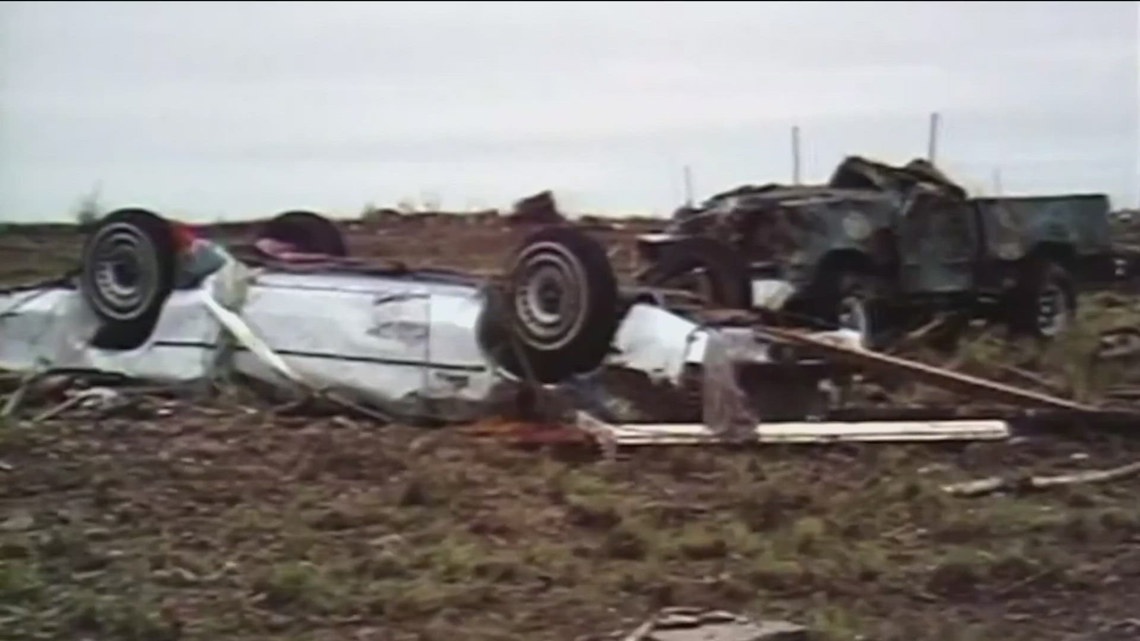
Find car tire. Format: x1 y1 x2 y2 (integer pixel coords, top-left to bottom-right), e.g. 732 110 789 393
79 208 179 350
259 210 348 257
637 236 752 309
481 226 620 384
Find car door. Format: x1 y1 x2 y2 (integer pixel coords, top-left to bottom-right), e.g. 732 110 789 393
898 193 978 294
240 273 436 406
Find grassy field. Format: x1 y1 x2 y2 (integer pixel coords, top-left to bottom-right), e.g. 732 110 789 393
2 214 1140 641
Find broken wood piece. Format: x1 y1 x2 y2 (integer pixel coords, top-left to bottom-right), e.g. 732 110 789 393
996 364 1065 395
885 314 951 355
31 394 87 423
1105 386 1140 401
576 414 1009 446
1097 328 1140 360
0 372 26 393
619 618 657 641
1 371 38 418
319 389 393 424
619 608 810 641
942 460 1140 497
1 370 78 419
574 411 619 461
757 326 1100 413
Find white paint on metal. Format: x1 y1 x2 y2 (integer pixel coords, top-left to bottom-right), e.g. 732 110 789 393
0 251 773 423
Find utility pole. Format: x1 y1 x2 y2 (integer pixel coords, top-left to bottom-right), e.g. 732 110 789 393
927 112 941 164
791 125 802 185
992 168 1003 196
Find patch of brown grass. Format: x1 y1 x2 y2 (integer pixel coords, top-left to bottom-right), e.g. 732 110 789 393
5 407 1140 640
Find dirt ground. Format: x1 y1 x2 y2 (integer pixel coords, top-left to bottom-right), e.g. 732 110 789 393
2 214 1140 641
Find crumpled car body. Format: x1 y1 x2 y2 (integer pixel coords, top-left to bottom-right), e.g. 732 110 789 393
636 156 1122 350
0 209 848 427
659 185 902 292
643 156 1118 299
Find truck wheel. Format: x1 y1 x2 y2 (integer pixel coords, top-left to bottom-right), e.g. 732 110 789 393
637 237 752 309
830 273 891 350
481 226 620 384
1008 262 1076 339
79 208 179 350
259 210 348 257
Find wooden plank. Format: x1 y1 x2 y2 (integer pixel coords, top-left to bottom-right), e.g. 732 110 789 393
576 413 1009 445
757 326 1100 412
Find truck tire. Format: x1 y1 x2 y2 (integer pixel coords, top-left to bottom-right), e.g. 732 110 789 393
1008 261 1076 339
480 226 620 384
828 272 892 350
79 208 179 350
259 210 348 257
637 237 752 309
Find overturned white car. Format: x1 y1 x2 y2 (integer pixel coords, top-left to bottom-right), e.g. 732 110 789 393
1 208 1015 444
0 208 850 427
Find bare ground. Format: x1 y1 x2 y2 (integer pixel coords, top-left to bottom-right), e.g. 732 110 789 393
2 215 1140 641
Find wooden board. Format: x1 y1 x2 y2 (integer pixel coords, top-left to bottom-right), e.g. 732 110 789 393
576 412 1009 446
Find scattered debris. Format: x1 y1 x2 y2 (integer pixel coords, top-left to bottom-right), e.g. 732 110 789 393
31 387 114 422
576 410 1009 446
620 608 808 641
1098 327 1140 360
884 313 959 355
507 190 566 225
943 460 1140 497
758 326 1105 413
10 206 1094 440
995 364 1066 395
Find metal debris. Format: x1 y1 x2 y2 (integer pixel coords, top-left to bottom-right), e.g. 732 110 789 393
621 607 808 641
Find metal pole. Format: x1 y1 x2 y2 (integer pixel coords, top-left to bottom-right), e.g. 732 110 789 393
683 165 694 207
927 112 941 164
792 125 802 185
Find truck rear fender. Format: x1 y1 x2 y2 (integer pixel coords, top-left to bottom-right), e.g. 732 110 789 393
1024 242 1076 270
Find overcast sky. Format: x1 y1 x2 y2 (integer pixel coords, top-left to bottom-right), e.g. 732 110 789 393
1 1 1137 222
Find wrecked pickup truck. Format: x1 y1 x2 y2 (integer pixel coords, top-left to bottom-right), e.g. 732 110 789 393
0 208 871 434
636 156 1128 349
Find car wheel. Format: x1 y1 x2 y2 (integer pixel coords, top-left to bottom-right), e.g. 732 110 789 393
482 226 620 384
79 208 178 350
